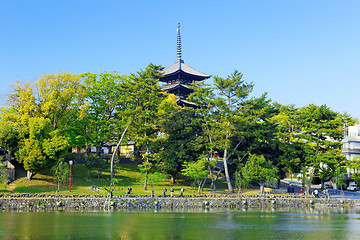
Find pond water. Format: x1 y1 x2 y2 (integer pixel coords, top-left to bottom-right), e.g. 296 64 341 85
1 208 360 239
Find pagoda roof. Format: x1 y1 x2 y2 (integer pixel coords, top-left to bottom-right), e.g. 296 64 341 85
162 82 192 91
176 97 198 108
162 60 211 79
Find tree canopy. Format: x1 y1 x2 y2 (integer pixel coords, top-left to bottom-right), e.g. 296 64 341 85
0 65 355 195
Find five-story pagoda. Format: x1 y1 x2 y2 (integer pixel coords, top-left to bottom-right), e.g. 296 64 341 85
160 23 211 107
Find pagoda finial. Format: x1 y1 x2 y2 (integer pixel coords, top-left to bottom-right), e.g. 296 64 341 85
177 22 182 62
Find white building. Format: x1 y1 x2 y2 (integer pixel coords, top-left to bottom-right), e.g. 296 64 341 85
342 124 360 161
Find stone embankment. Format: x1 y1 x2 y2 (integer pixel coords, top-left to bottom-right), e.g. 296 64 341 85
0 194 358 211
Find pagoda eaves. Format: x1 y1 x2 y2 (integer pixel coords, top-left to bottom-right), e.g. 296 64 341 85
160 23 210 107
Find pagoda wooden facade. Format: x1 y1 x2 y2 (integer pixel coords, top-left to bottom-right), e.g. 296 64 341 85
160 23 211 107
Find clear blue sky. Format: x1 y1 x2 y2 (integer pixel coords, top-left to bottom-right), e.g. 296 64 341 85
1 1 359 120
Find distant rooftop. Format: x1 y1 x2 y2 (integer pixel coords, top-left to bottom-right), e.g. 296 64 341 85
162 60 211 78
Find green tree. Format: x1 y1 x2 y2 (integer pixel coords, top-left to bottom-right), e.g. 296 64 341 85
128 64 165 190
34 72 88 132
270 104 305 186
147 172 166 197
0 108 19 161
230 95 280 183
82 72 126 156
182 160 208 194
85 155 107 180
109 64 165 180
7 73 86 180
51 160 69 192
16 117 69 180
294 104 345 190
242 154 277 194
0 163 10 188
189 71 279 193
315 149 347 188
154 106 206 184
205 70 254 193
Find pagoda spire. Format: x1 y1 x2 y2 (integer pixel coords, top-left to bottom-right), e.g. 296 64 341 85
177 23 182 63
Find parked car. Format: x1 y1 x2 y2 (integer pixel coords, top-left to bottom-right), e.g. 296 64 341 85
347 183 358 191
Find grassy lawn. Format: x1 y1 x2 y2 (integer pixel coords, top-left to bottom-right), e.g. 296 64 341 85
1 163 243 196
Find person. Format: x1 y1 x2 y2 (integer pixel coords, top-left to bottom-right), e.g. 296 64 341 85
314 189 319 198
180 187 184 197
127 186 132 195
322 188 330 198
300 188 304 198
163 187 167 197
170 186 174 197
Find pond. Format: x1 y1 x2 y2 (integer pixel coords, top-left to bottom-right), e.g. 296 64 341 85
1 208 360 239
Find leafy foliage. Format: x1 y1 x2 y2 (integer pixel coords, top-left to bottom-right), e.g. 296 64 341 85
154 107 206 183
0 163 9 187
182 160 208 193
51 160 69 191
242 154 277 194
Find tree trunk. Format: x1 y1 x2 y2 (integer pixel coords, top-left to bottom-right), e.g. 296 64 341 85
143 170 148 191
277 178 281 189
201 173 208 192
212 169 223 191
208 166 217 191
26 171 34 181
86 170 91 180
259 181 265 195
110 124 129 179
85 143 90 157
96 146 101 157
198 182 202 194
170 175 176 184
151 183 154 197
6 148 12 161
223 148 234 193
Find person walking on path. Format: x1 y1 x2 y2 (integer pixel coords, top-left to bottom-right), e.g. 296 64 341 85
170 187 174 197
180 187 184 197
127 186 132 195
300 188 304 198
313 189 319 198
163 187 167 197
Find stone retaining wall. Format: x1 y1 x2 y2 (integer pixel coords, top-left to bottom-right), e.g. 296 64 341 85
0 194 358 211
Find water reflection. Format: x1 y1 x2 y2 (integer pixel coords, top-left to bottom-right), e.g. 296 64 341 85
2 207 360 239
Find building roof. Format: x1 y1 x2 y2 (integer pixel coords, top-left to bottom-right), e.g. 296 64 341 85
341 136 360 143
176 97 198 107
162 82 193 91
162 60 211 78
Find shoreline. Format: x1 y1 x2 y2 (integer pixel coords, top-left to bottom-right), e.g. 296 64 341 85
1 194 359 212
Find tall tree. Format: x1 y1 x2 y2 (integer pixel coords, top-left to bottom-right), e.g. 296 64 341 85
127 64 165 189
208 70 254 193
154 106 206 184
269 104 305 185
294 104 345 190
189 71 277 193
34 72 88 132
109 64 165 180
7 73 86 180
230 94 280 177
82 72 126 156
